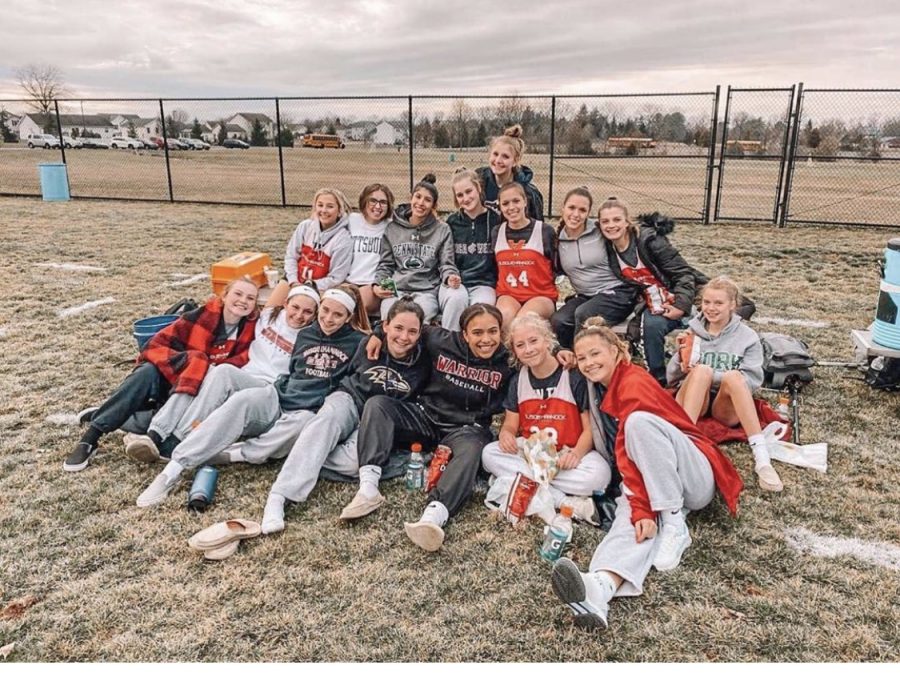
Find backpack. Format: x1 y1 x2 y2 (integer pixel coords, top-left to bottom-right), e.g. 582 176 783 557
164 298 199 316
760 332 816 388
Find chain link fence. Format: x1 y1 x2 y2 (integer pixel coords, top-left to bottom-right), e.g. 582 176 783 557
2 90 899 226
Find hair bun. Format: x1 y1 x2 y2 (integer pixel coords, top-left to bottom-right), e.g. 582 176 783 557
504 124 523 138
421 173 437 184
607 195 618 201
452 166 470 175
581 316 607 329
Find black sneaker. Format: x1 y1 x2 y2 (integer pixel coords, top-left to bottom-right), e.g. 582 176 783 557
63 442 97 472
77 406 99 425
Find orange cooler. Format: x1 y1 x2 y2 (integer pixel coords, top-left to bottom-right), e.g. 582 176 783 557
211 252 272 296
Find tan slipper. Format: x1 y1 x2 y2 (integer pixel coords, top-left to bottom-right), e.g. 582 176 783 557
756 464 784 492
339 492 385 521
203 539 240 561
189 519 262 551
125 435 162 463
404 521 445 552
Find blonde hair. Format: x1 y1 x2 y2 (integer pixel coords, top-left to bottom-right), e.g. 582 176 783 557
490 124 525 166
506 312 559 367
597 195 639 237
450 167 484 209
312 187 352 220
573 316 631 363
222 274 259 297
701 275 742 308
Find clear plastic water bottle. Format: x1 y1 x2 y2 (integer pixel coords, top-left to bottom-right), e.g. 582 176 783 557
539 504 574 562
405 442 425 491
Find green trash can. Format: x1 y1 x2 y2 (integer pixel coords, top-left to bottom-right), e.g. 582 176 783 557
39 163 70 201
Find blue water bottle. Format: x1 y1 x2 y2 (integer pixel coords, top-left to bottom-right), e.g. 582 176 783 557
188 466 219 512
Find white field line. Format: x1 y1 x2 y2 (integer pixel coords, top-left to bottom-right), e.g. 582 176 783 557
35 262 107 272
46 413 80 426
785 527 900 571
753 316 830 329
57 297 116 318
169 272 191 279
168 273 208 287
0 327 7 339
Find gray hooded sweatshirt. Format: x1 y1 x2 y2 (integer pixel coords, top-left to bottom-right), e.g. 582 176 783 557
666 312 764 391
557 221 624 296
374 204 459 293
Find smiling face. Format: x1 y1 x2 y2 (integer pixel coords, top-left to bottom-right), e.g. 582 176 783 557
463 313 502 359
409 187 435 224
222 280 258 320
317 297 351 335
364 189 389 224
384 310 422 359
453 177 482 215
499 189 527 227
489 140 517 181
315 194 341 228
284 294 317 329
701 287 736 329
511 324 553 370
598 206 630 244
562 195 591 235
575 334 621 387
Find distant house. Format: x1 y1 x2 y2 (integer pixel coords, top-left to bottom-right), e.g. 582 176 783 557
17 112 116 139
346 121 376 141
109 113 141 128
228 112 275 140
209 122 247 142
131 117 162 141
726 139 764 153
178 122 215 142
287 123 308 139
374 120 408 146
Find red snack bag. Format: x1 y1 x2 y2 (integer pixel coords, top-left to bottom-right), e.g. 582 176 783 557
505 473 539 525
425 444 452 493
677 331 698 373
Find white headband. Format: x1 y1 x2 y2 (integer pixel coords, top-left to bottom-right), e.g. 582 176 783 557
287 285 321 306
322 288 356 314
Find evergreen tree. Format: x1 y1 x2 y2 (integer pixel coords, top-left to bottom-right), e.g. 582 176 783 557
278 127 294 147
434 124 450 148
127 120 138 139
472 122 488 147
217 119 227 146
250 118 268 146
191 118 203 140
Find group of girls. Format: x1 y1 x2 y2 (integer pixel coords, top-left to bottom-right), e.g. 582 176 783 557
65 122 790 632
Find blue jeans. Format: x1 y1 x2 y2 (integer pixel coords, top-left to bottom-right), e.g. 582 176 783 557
641 313 687 385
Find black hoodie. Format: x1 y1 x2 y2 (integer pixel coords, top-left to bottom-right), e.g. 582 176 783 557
340 338 431 413
476 164 545 221
446 207 500 288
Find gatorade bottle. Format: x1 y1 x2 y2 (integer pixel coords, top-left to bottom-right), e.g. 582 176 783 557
405 443 425 491
539 504 574 563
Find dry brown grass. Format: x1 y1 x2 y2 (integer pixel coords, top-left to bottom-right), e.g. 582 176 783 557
0 197 898 662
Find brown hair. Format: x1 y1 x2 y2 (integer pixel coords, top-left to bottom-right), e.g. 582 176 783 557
333 283 371 334
506 312 559 367
573 316 631 363
269 281 317 324
597 195 639 238
498 181 527 201
450 167 484 209
460 302 503 333
557 186 594 234
490 124 525 166
385 296 426 327
701 275 742 307
358 183 395 220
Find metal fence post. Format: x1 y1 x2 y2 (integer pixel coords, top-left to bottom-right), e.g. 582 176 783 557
702 86 720 224
548 96 556 219
159 99 174 202
778 82 804 227
407 96 414 193
53 100 67 165
773 84 797 224
713 86 732 221
275 97 286 207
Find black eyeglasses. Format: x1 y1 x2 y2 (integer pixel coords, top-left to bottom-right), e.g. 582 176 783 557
367 198 389 207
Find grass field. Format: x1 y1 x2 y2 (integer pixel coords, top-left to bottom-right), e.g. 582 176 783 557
3 145 899 226
0 197 898 662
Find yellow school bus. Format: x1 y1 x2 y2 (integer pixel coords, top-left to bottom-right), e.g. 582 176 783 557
302 133 346 149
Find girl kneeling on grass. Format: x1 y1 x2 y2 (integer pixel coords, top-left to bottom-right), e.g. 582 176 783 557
493 182 559 329
338 304 514 553
282 188 354 290
261 298 431 534
64 277 259 473
372 174 469 330
550 317 742 631
481 312 611 524
124 284 320 463
347 183 394 317
136 285 369 508
667 276 782 492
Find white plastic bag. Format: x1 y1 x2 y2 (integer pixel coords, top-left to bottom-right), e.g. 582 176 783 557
762 421 828 473
484 474 556 526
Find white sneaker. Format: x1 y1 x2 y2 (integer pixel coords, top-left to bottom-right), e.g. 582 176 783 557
652 521 692 571
136 472 181 508
261 494 286 535
550 558 611 630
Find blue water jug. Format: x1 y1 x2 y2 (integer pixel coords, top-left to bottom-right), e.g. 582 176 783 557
188 466 219 512
873 238 900 350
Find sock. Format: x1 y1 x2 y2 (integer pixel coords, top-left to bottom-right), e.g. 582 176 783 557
591 570 618 600
158 435 181 459
80 426 102 448
148 430 164 449
358 465 382 498
162 460 184 481
264 493 286 519
748 433 771 468
660 508 685 529
420 501 449 528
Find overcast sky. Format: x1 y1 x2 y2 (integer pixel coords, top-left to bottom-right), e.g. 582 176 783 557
1 0 899 101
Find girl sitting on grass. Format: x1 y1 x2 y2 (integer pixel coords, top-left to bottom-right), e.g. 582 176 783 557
64 277 259 473
667 276 782 492
481 312 610 524
493 182 558 328
476 124 544 221
550 317 742 631
347 183 394 316
282 188 354 290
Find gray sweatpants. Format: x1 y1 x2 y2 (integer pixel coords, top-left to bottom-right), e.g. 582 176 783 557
171 385 314 469
380 285 469 331
148 364 266 441
481 441 611 507
588 411 715 597
269 390 360 502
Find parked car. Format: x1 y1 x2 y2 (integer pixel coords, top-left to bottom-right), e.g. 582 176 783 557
81 138 109 149
164 138 189 150
181 138 211 150
223 138 250 149
24 134 61 149
63 137 83 149
109 136 143 150
141 138 159 150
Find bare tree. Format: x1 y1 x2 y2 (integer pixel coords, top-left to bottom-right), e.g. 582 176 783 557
15 64 70 114
450 99 472 148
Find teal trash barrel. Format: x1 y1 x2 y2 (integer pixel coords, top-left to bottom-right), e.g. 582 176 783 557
39 163 70 201
873 238 900 350
133 314 179 351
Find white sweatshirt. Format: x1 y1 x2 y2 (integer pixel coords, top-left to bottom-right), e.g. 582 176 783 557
241 308 301 384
